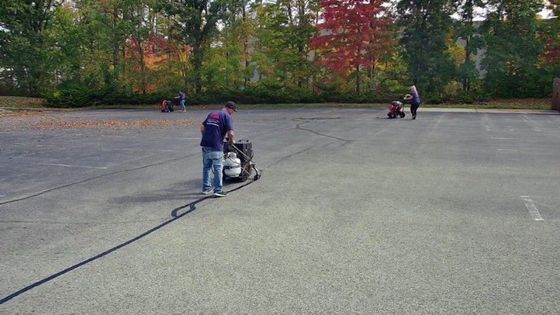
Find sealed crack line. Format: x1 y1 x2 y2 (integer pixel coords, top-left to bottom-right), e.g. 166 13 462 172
295 123 352 142
0 153 197 207
0 177 258 304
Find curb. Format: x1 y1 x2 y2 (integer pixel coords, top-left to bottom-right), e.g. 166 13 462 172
417 108 559 114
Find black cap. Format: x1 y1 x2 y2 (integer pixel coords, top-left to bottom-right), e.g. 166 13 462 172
225 101 238 112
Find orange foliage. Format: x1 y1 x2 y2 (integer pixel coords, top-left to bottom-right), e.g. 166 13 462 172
542 35 560 65
125 34 191 71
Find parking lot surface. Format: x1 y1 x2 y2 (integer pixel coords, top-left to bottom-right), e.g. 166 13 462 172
1 108 559 313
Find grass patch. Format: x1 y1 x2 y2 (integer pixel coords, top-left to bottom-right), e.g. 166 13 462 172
207 100 555 110
0 96 47 109
428 98 553 110
0 96 555 111
220 103 387 110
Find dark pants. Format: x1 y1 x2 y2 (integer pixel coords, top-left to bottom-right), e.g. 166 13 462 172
410 103 420 117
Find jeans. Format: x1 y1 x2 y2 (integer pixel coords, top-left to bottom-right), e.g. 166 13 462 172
202 147 224 193
180 99 186 111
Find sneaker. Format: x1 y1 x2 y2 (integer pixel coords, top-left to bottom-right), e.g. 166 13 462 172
213 191 227 197
201 189 213 195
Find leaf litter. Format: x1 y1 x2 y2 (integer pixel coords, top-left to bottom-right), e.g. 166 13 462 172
0 110 195 131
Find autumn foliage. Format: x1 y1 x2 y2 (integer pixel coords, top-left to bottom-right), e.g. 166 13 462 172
1 0 558 104
126 35 192 70
310 0 392 76
542 35 560 65
124 34 192 93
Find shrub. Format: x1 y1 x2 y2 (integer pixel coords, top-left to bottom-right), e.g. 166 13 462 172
46 84 94 107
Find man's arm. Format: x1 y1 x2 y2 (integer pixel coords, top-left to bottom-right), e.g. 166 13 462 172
200 123 205 135
226 130 235 144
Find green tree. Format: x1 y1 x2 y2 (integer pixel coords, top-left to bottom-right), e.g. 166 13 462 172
0 0 61 95
213 0 254 90
480 0 545 97
541 0 560 65
42 1 121 105
121 0 156 95
453 0 485 92
278 0 318 89
397 0 456 99
87 0 131 90
252 1 317 90
160 0 225 93
46 4 90 86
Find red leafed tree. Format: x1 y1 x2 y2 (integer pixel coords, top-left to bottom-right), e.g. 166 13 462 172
543 37 560 65
309 0 392 93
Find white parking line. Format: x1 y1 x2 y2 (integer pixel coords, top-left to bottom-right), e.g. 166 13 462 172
521 196 544 221
482 114 492 132
34 163 108 170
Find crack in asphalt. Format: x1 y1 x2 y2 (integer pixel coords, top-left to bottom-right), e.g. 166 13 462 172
0 177 259 304
0 153 198 207
264 122 353 168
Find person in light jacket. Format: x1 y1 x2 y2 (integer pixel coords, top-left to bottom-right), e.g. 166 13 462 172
404 85 421 120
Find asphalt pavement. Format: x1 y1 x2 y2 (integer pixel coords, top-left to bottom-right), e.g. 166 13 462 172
1 107 559 313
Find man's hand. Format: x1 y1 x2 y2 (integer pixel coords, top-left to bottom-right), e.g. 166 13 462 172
226 130 235 144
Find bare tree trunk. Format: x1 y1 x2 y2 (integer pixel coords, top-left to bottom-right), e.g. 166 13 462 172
463 36 471 92
553 78 560 111
356 63 361 94
243 4 250 88
192 45 204 93
112 8 121 83
136 38 146 94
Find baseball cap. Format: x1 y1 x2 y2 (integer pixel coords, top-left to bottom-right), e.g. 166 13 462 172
225 101 238 112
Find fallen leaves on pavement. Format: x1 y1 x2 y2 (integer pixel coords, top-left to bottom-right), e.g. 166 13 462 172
0 110 195 131
33 117 194 130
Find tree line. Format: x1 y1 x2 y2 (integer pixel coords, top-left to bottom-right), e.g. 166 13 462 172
0 0 558 106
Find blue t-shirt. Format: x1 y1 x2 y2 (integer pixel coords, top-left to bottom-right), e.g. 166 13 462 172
200 110 233 151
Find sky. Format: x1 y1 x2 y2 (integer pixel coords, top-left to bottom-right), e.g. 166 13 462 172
384 0 556 21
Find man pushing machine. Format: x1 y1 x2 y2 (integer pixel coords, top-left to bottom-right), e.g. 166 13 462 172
199 101 237 197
